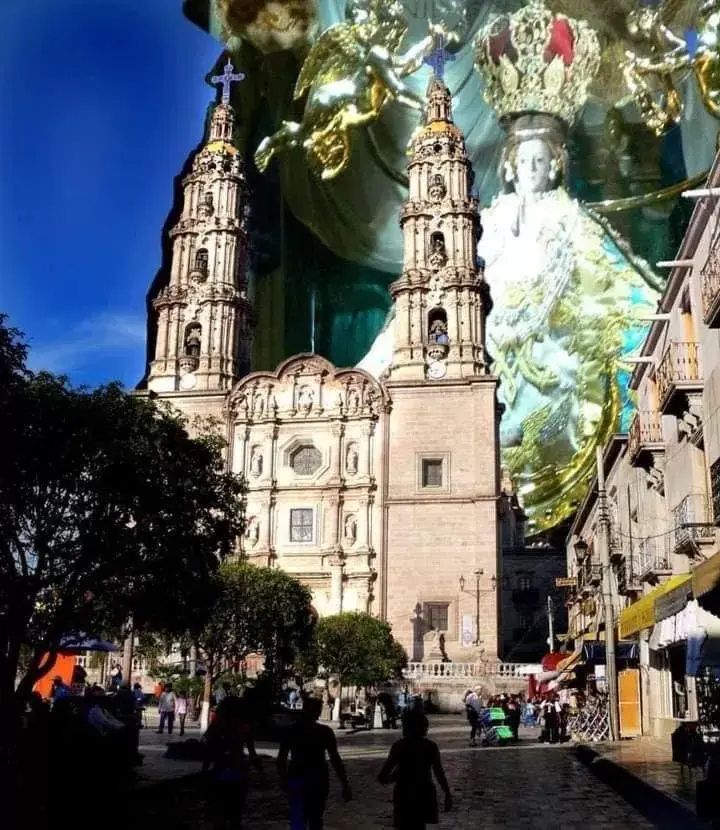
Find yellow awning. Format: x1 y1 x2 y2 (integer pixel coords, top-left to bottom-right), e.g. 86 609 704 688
693 551 720 598
618 574 692 639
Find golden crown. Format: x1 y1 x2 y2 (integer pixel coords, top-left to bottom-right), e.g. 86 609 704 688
473 0 601 126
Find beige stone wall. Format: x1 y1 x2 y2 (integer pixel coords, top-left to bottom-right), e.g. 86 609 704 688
228 356 384 619
384 379 501 661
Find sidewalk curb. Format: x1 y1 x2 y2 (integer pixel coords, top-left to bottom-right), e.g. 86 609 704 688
574 744 703 828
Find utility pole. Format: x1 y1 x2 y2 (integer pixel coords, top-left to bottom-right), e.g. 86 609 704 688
596 446 620 741
547 595 555 651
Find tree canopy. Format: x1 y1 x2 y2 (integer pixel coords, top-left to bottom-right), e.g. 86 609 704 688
0 317 243 704
196 561 315 686
311 612 407 688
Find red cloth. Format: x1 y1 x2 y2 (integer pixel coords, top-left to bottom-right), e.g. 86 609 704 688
541 652 565 672
544 17 575 65
488 26 518 65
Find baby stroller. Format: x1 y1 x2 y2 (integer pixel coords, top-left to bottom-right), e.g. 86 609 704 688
477 707 515 746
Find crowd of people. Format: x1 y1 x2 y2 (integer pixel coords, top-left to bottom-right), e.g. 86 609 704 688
204 692 452 830
463 689 572 746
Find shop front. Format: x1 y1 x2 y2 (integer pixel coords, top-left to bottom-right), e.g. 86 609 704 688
618 575 693 738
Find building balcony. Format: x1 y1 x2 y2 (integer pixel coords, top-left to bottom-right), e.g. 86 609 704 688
638 536 672 583
702 248 720 328
609 526 625 562
617 554 643 596
578 560 601 595
628 410 664 465
672 493 715 556
656 341 703 417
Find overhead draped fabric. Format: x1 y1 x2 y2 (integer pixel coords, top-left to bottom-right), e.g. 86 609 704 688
204 0 716 275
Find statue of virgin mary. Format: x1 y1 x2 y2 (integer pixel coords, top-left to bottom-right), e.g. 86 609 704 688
359 0 662 533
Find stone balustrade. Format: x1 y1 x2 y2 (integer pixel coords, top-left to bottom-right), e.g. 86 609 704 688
403 661 526 680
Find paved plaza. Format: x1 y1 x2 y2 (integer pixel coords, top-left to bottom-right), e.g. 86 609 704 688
129 718 668 829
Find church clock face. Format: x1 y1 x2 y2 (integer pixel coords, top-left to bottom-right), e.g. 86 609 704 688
179 373 197 391
427 361 446 380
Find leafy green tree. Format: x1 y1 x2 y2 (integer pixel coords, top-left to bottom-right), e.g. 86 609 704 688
0 319 243 736
196 561 315 706
312 612 407 689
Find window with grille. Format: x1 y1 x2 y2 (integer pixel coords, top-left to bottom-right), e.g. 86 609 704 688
518 575 533 591
194 248 209 274
521 611 534 631
425 602 449 632
290 508 314 543
290 445 322 476
421 458 444 488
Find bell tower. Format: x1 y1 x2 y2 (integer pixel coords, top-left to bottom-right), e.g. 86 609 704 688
382 68 503 661
148 60 253 396
388 75 490 382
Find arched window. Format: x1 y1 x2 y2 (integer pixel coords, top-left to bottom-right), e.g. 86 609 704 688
430 231 444 250
184 324 202 358
428 307 449 345
194 248 209 275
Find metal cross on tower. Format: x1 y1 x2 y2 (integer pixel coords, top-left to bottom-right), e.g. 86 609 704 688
424 33 455 80
211 59 245 105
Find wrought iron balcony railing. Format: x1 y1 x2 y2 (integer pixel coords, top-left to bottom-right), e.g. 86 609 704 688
672 493 715 555
638 535 672 580
628 410 664 464
702 247 720 327
656 341 703 413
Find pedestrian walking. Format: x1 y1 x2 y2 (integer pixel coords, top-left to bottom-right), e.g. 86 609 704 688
277 696 352 829
463 689 482 747
203 696 262 830
157 682 177 735
378 709 452 830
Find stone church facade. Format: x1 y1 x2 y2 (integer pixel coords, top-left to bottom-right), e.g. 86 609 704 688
142 65 503 663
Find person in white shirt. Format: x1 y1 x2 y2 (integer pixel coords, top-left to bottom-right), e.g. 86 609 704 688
157 683 177 735
176 692 188 736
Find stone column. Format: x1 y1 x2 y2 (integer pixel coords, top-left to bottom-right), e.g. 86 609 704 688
329 555 344 613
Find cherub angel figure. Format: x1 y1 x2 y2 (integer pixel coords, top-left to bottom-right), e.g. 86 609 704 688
254 0 447 180
623 0 720 133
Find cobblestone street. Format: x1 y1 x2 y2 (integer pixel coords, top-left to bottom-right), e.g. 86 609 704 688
132 720 661 829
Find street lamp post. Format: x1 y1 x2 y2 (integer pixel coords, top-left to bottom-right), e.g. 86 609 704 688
459 569 499 648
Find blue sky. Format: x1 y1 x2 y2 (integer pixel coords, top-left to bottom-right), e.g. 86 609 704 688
0 0 219 387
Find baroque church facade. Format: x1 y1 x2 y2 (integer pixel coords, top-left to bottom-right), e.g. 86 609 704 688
142 64 504 663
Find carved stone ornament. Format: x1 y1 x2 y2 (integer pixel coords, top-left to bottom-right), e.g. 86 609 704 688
245 517 260 547
347 387 361 413
249 447 263 478
429 245 447 271
428 174 446 202
344 515 357 545
231 391 249 417
428 275 444 308
253 393 265 418
184 268 210 322
298 385 314 414
346 443 359 475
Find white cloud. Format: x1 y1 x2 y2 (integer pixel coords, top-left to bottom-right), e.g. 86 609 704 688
27 313 146 375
